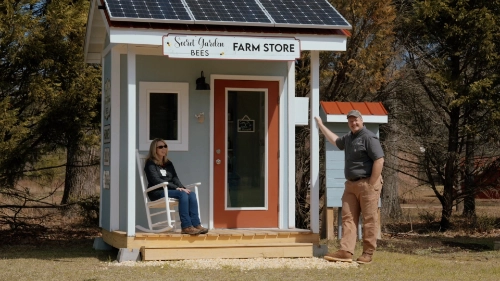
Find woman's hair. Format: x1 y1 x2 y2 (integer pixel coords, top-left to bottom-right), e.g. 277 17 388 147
146 138 168 165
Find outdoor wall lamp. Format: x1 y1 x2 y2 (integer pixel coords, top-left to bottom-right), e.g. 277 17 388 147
196 71 210 90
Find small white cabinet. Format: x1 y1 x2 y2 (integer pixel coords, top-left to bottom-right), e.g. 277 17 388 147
294 97 310 126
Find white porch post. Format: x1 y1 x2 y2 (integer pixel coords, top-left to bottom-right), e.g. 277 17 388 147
100 55 105 228
126 46 136 236
287 61 296 229
109 47 120 231
310 51 320 233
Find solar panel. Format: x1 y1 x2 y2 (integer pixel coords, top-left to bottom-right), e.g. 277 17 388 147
258 0 350 28
104 0 192 21
102 0 351 29
184 0 272 25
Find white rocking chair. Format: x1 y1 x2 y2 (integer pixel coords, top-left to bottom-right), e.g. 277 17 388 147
136 150 201 233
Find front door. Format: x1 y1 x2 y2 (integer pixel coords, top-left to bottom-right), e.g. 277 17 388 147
213 79 279 228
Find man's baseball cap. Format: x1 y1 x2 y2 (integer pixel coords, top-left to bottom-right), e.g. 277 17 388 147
346 110 362 119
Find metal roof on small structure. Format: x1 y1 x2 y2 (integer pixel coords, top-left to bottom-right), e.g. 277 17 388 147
320 101 388 124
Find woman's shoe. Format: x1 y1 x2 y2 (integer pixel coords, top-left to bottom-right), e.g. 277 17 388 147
195 225 209 234
181 226 201 235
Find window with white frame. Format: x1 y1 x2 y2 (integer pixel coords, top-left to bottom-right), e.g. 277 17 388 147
139 82 189 151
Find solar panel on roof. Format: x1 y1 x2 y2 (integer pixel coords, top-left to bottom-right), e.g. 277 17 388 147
104 0 192 21
258 0 350 28
102 0 351 29
184 0 272 24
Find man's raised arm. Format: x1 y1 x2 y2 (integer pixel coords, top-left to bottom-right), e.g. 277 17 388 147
315 116 339 146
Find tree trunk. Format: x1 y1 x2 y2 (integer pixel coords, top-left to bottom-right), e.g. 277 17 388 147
462 113 476 218
440 202 453 231
381 169 401 219
61 145 99 204
380 119 402 220
440 107 461 231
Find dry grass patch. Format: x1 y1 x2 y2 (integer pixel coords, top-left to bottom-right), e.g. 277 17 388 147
0 215 499 281
1 180 499 280
1 238 499 281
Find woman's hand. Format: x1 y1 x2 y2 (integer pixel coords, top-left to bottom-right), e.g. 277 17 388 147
177 187 191 194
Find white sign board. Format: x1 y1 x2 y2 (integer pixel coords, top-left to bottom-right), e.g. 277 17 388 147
163 34 300 61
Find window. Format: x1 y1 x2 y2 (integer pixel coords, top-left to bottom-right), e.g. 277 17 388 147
139 82 189 151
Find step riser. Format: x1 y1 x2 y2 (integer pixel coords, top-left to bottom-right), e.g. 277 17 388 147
141 245 313 260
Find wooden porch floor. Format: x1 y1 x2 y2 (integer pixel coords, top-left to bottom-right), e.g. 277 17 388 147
102 228 319 261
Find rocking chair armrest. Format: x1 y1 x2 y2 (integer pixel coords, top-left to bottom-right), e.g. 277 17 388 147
183 182 201 189
144 182 169 193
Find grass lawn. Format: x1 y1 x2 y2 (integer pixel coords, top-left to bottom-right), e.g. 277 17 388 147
1 182 499 280
1 231 499 281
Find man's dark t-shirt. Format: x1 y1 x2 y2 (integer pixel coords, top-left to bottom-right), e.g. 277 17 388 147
335 127 384 180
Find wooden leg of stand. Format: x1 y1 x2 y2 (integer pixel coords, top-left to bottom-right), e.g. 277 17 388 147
377 208 382 239
326 207 334 240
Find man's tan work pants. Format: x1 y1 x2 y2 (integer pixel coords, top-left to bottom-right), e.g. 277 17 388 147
339 176 383 255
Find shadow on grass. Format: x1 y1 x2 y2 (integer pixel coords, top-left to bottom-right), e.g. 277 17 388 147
378 220 498 255
377 236 496 255
0 224 117 262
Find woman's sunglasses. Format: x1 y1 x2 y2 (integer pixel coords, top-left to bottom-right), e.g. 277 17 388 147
156 145 168 149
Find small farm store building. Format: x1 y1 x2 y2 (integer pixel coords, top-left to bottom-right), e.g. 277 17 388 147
84 0 351 260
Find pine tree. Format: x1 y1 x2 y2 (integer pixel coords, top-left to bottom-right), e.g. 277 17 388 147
0 0 101 227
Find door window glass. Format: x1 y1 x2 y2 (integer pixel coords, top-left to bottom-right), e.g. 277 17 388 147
227 91 266 208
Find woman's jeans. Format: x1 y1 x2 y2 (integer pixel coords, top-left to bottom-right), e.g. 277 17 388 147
148 189 201 229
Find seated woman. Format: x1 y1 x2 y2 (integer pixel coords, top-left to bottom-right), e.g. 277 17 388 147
143 138 208 235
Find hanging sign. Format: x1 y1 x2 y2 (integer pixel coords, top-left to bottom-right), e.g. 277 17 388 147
237 115 255 132
103 170 110 189
103 78 111 121
163 34 300 61
103 147 110 166
103 125 111 143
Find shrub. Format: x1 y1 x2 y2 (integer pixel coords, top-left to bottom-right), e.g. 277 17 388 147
77 195 100 226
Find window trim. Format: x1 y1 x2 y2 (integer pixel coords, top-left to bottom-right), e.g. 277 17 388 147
139 82 189 151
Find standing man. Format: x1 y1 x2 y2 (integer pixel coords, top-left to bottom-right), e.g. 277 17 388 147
315 110 384 264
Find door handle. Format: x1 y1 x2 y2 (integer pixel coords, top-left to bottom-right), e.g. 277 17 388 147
216 159 221 165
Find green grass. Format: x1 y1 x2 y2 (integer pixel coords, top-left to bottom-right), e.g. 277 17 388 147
1 237 499 281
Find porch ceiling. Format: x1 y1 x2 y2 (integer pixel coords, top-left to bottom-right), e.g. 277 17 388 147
85 0 107 64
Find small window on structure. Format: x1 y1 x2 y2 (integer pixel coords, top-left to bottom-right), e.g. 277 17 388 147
149 92 178 141
139 82 189 151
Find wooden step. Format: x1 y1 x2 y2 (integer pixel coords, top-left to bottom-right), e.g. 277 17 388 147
140 243 314 261
103 229 319 249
